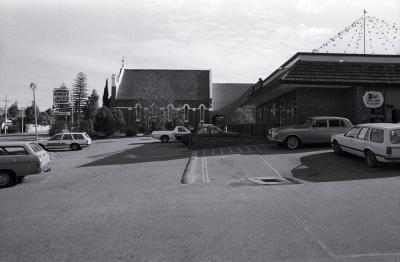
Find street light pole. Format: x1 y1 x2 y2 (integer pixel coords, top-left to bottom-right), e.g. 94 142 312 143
30 82 38 141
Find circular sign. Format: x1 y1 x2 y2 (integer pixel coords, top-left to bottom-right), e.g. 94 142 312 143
53 88 70 104
363 91 384 108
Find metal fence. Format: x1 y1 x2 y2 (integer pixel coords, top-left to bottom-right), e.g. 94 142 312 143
226 124 273 137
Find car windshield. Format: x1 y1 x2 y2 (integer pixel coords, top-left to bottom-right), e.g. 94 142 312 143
301 119 313 127
390 129 400 144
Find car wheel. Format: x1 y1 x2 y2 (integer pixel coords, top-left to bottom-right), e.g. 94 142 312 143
71 143 80 151
285 136 300 150
365 150 379 168
0 171 16 188
332 140 343 155
161 136 169 143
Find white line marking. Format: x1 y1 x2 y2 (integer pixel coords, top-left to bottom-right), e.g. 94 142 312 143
229 147 233 154
204 157 209 183
339 252 400 258
237 146 242 153
201 157 205 183
257 155 282 178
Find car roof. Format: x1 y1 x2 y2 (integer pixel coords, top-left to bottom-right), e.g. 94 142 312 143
0 141 35 146
308 116 350 120
356 123 400 129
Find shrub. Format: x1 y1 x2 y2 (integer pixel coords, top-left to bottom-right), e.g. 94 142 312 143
94 107 126 136
125 126 137 137
49 121 64 136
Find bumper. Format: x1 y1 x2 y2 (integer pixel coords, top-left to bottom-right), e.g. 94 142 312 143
268 136 285 143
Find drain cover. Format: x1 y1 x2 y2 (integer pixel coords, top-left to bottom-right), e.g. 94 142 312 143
245 177 298 185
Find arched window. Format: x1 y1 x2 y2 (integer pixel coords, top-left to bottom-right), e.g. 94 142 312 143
135 103 141 122
199 104 206 123
183 104 190 122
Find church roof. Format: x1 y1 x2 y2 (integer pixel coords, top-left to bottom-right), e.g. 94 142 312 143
117 69 210 100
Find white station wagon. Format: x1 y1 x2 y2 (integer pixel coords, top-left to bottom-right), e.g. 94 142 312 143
331 123 400 167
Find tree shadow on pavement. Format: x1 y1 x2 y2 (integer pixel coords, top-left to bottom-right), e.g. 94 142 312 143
79 143 190 167
292 152 400 182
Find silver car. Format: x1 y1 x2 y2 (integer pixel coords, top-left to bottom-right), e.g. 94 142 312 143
0 142 51 188
268 116 353 149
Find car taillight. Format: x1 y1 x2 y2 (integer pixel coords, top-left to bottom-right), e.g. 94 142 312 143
386 147 392 155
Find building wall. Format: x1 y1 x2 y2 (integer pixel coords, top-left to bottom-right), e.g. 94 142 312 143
296 87 351 124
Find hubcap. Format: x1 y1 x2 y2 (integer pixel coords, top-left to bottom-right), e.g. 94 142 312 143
0 173 10 186
287 138 298 149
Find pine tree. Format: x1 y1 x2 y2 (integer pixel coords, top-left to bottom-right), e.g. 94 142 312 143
72 72 88 128
102 79 110 107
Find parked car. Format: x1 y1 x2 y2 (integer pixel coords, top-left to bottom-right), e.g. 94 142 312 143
0 141 51 188
181 124 241 146
268 116 353 149
38 132 92 151
151 126 191 143
331 123 400 167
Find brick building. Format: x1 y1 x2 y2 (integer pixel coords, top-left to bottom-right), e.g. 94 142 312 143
111 67 211 128
242 52 400 128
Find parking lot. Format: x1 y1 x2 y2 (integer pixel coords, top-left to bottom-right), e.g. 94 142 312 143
1 136 400 261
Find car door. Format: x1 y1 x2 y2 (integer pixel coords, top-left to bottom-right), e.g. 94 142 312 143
46 134 63 149
174 127 189 140
369 128 386 158
328 119 345 137
311 119 330 142
61 134 73 149
350 127 369 157
340 127 361 154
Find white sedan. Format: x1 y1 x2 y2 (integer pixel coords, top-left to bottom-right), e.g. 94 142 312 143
331 123 400 167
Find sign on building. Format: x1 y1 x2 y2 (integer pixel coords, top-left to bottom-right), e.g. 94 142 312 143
53 88 70 104
363 91 384 108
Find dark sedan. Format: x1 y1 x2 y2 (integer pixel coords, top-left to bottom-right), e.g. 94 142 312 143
182 124 241 146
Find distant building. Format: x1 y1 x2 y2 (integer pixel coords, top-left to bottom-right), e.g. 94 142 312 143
242 52 400 127
211 83 253 125
111 67 211 128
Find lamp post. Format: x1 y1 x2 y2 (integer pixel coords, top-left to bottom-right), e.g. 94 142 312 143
30 82 38 141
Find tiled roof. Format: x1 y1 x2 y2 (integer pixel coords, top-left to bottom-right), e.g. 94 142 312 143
282 61 400 85
117 69 210 101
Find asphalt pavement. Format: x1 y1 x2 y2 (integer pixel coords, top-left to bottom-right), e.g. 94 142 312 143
1 137 399 262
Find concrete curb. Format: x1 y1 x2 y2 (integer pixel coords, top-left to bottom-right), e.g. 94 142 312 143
181 151 197 184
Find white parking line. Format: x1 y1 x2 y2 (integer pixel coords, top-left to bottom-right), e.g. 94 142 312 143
204 157 209 183
257 155 282 178
201 157 205 183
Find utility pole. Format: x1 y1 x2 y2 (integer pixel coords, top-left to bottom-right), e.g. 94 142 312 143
30 82 38 141
3 93 8 135
21 106 24 133
363 9 367 54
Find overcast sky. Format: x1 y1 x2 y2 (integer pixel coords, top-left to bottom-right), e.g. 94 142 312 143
0 0 399 110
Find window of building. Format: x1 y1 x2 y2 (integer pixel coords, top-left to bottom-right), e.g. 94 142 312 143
199 104 205 123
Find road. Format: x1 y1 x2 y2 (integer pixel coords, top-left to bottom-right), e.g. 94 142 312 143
1 137 400 262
